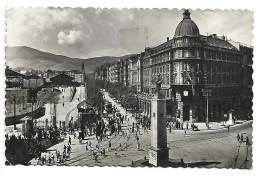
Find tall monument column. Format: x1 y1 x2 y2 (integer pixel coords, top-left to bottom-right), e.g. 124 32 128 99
149 92 169 166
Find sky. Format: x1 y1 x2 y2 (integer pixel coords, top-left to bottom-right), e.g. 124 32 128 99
6 8 254 59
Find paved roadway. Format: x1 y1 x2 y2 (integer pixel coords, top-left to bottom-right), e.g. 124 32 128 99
30 119 252 168
30 89 252 168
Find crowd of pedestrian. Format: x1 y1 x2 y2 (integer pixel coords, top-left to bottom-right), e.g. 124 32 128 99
236 133 251 145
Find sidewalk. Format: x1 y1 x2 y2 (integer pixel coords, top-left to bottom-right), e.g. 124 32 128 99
101 90 247 133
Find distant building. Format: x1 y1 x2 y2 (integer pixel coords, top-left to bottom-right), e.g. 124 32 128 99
5 67 26 88
5 67 46 126
74 73 85 84
50 73 75 86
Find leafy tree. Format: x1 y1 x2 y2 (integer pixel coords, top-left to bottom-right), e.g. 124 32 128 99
37 88 61 106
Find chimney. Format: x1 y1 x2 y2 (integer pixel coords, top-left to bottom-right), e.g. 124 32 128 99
212 34 217 38
167 37 169 42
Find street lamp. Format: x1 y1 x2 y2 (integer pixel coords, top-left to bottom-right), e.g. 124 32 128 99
13 95 16 130
202 88 212 129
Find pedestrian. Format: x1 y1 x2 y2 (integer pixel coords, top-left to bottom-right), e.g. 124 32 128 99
68 136 71 145
37 156 41 165
246 136 250 145
119 143 121 147
102 148 105 157
58 156 62 165
57 151 60 161
109 141 111 150
86 145 88 151
186 121 189 129
52 153 55 163
67 145 71 155
136 135 139 141
100 148 103 155
62 102 65 107
44 155 47 164
237 133 240 142
137 142 140 150
241 133 244 142
41 155 44 165
63 152 66 162
227 125 230 132
63 145 67 152
95 155 98 164
48 156 52 165
184 130 187 137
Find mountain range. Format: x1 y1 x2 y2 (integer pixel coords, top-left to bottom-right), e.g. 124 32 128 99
6 46 129 73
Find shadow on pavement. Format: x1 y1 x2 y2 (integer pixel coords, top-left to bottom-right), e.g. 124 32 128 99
132 158 221 168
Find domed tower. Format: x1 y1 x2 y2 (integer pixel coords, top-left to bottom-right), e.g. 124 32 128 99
171 9 203 123
174 9 200 37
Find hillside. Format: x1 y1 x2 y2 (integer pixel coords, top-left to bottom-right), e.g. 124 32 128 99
5 46 126 73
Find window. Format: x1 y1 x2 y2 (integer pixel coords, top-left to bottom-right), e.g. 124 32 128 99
180 50 183 57
223 53 226 60
167 89 170 98
173 77 176 84
204 51 207 58
183 63 187 71
184 50 189 57
166 65 170 73
175 50 179 58
191 49 195 57
212 52 215 59
196 49 200 57
166 75 170 84
187 63 191 71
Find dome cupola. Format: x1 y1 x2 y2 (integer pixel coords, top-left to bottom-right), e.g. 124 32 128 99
174 9 200 37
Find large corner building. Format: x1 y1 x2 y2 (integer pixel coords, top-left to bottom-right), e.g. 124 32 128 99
95 10 253 123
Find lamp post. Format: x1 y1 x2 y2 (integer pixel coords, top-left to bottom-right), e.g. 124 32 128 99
13 95 16 130
31 96 34 130
202 88 212 129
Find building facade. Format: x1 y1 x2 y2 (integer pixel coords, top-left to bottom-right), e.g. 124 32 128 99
95 9 253 123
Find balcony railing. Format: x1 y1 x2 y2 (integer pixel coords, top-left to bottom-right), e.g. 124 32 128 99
172 42 202 48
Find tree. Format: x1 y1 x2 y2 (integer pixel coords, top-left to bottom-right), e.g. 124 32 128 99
37 88 61 107
121 94 138 110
